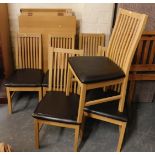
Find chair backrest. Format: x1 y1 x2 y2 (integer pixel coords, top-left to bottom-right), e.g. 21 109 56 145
15 33 42 69
107 8 148 75
79 33 104 56
132 33 155 68
129 32 155 81
48 48 83 92
48 34 75 49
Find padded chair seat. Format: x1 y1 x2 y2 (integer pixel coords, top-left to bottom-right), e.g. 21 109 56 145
5 69 44 87
84 88 128 122
84 101 128 122
32 91 80 124
68 56 125 84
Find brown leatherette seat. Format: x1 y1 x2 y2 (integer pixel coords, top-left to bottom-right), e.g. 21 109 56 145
68 56 125 84
32 91 80 124
5 69 44 87
85 89 128 122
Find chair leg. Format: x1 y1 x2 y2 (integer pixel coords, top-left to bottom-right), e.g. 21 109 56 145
6 88 12 114
43 87 47 97
39 123 43 130
66 65 72 96
127 80 136 106
38 88 42 102
118 77 128 112
80 114 86 140
74 126 80 152
34 119 40 149
117 122 127 152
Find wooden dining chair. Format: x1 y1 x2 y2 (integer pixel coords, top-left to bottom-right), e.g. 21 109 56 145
5 33 43 114
79 33 105 56
66 9 148 151
32 48 84 151
42 34 75 96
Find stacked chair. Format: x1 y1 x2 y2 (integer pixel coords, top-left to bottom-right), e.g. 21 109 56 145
5 33 43 114
66 9 147 151
5 8 148 151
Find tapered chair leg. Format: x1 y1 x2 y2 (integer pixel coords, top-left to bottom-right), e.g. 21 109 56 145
74 126 80 152
6 88 12 114
34 119 40 149
117 122 127 152
118 77 128 112
127 80 136 105
43 87 47 97
80 115 86 140
66 65 72 96
38 88 42 102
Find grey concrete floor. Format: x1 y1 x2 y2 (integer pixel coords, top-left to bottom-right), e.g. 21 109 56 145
0 92 155 152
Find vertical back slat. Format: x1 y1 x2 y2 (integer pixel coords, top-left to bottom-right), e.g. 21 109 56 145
21 37 25 68
18 37 21 68
94 36 97 56
136 40 144 64
32 37 35 68
57 53 60 91
27 37 30 68
53 52 57 91
39 36 42 69
15 36 18 68
23 37 27 68
92 37 95 55
149 39 155 64
35 37 39 68
142 40 150 64
30 37 33 68
48 48 53 91
63 38 65 49
66 38 68 49
60 53 64 91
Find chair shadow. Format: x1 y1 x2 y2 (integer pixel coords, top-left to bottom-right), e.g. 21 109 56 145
12 92 37 113
56 127 65 141
122 102 139 147
78 102 139 151
78 118 100 151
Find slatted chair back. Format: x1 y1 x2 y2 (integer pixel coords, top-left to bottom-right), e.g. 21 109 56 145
48 48 83 93
48 34 75 49
79 33 104 56
107 8 148 75
131 33 155 72
15 33 42 69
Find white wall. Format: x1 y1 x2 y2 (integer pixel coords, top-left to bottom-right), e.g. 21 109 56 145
8 3 114 49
